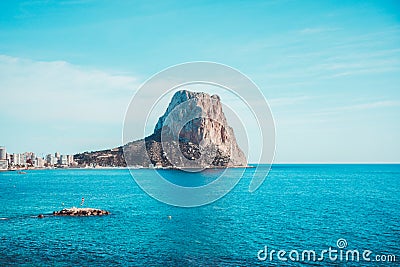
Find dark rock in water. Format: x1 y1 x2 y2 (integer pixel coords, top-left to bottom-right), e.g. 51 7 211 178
53 207 110 217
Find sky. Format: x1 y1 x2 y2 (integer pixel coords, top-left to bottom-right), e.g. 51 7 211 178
0 0 399 163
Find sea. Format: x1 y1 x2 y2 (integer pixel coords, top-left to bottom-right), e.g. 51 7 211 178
0 164 399 266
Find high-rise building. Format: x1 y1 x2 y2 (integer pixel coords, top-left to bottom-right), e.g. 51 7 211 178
12 153 21 165
47 154 60 165
60 155 68 165
67 155 75 165
46 154 53 165
55 152 60 159
35 158 45 168
0 146 6 160
0 146 7 170
20 153 27 165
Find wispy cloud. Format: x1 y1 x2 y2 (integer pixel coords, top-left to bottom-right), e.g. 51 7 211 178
298 27 340 35
240 25 400 84
332 100 400 111
0 54 139 123
288 100 400 122
320 57 400 78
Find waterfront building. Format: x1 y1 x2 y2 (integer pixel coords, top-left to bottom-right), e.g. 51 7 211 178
35 157 45 168
0 146 6 160
0 159 7 170
0 146 7 170
67 155 75 165
46 154 58 165
20 153 27 165
12 153 21 165
60 155 68 165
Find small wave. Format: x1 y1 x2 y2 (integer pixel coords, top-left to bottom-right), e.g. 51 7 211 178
0 218 8 220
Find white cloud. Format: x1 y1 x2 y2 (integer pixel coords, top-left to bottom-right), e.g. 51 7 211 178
0 55 139 123
0 55 143 153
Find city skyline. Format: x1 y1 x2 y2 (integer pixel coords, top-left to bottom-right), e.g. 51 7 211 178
1 1 399 163
0 146 76 169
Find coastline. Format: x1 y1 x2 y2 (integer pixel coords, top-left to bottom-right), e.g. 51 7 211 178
4 164 255 172
3 163 400 173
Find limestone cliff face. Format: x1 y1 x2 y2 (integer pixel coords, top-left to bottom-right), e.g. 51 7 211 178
154 90 228 146
75 90 247 168
124 90 247 168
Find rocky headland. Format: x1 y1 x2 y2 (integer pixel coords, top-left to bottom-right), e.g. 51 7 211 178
74 90 247 168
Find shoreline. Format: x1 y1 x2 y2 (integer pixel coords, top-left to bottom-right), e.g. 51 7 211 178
3 163 400 172
4 165 254 172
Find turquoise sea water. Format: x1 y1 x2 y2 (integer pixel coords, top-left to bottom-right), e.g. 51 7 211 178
0 165 399 266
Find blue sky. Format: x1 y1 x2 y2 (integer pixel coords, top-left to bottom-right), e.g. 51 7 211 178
0 0 399 163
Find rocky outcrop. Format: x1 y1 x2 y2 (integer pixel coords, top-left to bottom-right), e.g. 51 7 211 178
53 207 110 216
75 90 247 168
124 90 247 168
